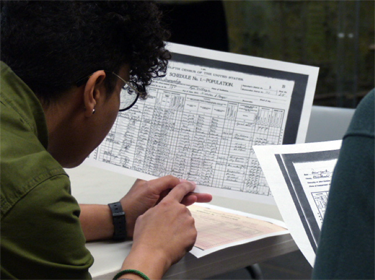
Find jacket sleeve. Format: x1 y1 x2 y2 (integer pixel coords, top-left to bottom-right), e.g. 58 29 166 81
1 174 94 279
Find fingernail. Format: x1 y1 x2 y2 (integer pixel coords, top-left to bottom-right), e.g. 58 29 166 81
189 181 196 187
180 179 196 187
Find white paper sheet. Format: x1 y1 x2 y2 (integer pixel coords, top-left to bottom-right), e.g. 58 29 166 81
188 203 288 258
87 42 319 204
253 140 342 266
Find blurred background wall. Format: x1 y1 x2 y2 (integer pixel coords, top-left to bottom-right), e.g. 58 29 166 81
159 0 374 108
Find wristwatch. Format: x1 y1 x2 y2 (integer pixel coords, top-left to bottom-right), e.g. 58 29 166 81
108 202 127 241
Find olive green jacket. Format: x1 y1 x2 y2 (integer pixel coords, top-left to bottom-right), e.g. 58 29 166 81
0 62 93 279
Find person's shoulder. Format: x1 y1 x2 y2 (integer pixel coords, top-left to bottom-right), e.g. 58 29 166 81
1 122 68 219
358 89 375 109
345 89 375 139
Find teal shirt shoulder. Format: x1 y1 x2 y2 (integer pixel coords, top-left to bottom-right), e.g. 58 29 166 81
313 90 375 279
0 62 94 279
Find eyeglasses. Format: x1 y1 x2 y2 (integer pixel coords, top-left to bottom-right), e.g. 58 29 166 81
111 72 140 112
75 72 141 112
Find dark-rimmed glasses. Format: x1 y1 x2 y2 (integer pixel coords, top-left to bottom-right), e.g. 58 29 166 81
111 72 140 112
75 72 141 112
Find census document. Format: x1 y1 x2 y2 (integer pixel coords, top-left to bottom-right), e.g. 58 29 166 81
254 140 341 266
87 43 319 203
188 203 288 258
292 159 336 225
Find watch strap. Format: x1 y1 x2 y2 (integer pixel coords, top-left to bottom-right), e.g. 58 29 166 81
108 202 127 241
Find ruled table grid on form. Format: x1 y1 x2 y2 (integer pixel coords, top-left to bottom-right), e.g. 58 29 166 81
91 85 286 196
88 49 300 198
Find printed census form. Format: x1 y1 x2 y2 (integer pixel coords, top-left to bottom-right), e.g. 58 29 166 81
254 140 341 266
86 42 319 204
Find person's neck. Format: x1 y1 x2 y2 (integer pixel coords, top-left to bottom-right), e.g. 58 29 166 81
41 88 83 167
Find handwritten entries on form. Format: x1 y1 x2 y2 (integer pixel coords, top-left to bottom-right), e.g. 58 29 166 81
87 43 319 203
188 204 288 258
253 140 342 266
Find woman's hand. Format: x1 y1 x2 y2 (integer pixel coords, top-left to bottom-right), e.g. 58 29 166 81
120 176 212 237
120 181 199 279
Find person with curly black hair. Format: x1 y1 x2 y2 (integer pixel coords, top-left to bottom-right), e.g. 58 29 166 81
0 1 212 279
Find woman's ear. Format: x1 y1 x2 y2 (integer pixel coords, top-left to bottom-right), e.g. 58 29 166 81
83 70 106 117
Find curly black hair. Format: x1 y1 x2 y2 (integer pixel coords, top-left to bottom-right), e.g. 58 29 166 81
0 0 171 103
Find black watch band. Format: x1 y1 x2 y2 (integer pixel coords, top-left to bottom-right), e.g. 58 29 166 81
108 202 127 241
